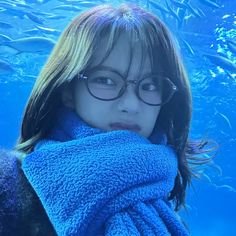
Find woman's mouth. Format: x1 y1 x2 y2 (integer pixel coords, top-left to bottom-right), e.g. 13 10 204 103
110 122 141 131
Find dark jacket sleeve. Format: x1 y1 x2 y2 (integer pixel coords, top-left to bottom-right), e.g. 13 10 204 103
0 149 57 236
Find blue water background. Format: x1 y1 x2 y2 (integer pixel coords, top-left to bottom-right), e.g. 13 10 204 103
0 0 235 235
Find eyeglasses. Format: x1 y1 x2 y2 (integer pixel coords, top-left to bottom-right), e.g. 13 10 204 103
77 67 178 106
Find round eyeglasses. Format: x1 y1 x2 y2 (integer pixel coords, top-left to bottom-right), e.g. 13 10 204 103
77 67 178 106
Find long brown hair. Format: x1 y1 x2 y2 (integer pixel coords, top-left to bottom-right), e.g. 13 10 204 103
15 3 219 211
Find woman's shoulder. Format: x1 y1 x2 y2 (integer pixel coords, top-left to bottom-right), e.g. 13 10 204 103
0 148 56 236
0 148 20 203
0 148 23 235
0 148 26 199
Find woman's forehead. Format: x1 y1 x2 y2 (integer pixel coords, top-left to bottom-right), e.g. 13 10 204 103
88 33 154 77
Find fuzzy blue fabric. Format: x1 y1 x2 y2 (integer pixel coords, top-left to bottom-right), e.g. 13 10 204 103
22 106 189 236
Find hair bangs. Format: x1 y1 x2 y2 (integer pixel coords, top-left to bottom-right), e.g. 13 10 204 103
85 5 162 74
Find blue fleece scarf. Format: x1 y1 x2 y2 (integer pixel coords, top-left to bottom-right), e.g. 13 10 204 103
22 106 189 236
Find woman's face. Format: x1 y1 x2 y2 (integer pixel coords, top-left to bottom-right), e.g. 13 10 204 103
67 33 162 138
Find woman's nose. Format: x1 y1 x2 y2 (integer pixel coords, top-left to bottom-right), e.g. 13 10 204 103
117 83 140 114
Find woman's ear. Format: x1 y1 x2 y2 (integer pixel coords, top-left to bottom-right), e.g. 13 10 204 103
61 86 74 109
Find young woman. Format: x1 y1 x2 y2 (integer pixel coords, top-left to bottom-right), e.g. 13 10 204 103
0 3 218 236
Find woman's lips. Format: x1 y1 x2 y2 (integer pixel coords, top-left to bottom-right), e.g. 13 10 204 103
110 122 141 131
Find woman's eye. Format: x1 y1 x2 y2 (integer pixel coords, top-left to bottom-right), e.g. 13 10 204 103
142 83 157 91
92 77 114 85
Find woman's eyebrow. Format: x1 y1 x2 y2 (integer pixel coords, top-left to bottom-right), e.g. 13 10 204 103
90 65 124 76
88 65 152 79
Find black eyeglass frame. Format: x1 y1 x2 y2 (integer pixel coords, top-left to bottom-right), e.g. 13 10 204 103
77 69 178 106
